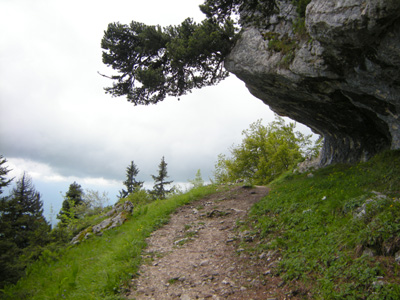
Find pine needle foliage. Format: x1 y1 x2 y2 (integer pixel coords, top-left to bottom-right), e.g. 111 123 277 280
101 18 234 105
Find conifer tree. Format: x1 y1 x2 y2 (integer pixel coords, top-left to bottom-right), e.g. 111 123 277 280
57 182 85 224
100 0 283 106
0 172 50 287
0 155 13 195
101 17 234 105
0 155 15 287
119 161 144 198
7 173 49 248
151 156 173 200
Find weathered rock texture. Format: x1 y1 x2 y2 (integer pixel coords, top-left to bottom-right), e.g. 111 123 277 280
71 200 134 244
225 0 400 165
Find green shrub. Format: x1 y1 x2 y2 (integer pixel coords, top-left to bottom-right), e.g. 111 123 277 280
125 189 153 206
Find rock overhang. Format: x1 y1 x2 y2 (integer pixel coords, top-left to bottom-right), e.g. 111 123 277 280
225 0 400 166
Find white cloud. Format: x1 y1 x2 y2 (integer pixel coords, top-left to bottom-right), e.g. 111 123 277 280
6 157 120 187
0 0 316 218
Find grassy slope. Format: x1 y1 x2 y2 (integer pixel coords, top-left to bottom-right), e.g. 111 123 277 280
3 151 400 299
1 185 221 300
247 150 400 299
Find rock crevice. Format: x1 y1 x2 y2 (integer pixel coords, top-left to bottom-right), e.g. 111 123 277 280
225 0 400 165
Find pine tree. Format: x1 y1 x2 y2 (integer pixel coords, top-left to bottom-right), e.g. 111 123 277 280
0 156 13 196
101 18 234 105
0 156 16 287
7 173 49 248
0 172 50 287
119 161 144 198
57 182 85 224
151 156 173 200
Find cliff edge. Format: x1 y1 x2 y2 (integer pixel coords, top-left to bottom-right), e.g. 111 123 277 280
225 0 400 166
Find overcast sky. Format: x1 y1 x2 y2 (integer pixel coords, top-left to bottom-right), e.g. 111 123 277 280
0 0 314 221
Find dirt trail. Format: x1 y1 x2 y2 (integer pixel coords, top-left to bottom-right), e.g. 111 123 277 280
127 185 290 300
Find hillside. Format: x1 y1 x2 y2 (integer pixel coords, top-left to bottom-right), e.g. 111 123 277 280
2 150 400 299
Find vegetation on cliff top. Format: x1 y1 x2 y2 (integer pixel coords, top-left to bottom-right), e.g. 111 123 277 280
101 0 311 105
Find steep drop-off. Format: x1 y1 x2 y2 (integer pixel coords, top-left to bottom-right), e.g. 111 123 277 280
225 0 400 165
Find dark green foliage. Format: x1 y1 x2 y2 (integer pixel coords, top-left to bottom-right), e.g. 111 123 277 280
200 0 277 25
6 173 48 249
101 0 315 105
119 161 143 199
101 17 235 105
151 156 173 200
0 156 16 288
100 0 273 106
0 173 50 288
200 0 310 28
293 0 311 17
0 155 13 195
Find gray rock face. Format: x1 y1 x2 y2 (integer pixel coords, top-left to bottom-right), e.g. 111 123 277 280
71 200 134 244
225 0 400 165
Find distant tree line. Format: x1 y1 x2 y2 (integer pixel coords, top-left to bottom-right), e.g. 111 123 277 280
0 154 177 289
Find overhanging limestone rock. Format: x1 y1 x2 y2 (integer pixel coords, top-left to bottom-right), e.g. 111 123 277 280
225 0 400 166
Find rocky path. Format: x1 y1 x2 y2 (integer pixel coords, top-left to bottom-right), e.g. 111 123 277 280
127 185 295 300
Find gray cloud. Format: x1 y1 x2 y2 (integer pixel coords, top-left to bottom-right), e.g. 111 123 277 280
0 0 314 194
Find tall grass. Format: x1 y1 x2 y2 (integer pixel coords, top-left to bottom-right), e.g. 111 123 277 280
1 185 220 300
248 150 400 299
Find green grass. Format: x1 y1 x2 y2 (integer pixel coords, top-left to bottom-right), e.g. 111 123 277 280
1 185 220 300
4 151 400 299
247 150 400 299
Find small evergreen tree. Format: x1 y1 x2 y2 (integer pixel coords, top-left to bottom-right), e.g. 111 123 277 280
189 169 204 188
119 161 143 199
57 182 85 224
151 156 173 200
0 155 13 195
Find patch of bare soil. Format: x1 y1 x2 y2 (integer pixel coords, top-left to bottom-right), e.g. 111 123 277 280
127 186 298 300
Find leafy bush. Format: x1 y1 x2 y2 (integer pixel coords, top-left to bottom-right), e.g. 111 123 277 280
214 116 319 185
125 189 153 207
